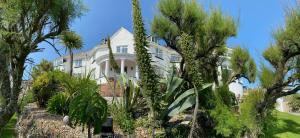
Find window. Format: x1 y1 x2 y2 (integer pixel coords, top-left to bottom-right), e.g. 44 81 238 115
116 45 128 53
170 54 180 62
155 48 163 59
74 59 83 68
74 73 82 78
54 59 63 67
124 66 128 73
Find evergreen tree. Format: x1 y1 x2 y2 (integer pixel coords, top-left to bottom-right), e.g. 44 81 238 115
132 0 160 136
152 0 237 85
258 4 300 123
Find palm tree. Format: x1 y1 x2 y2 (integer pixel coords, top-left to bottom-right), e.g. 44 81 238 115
60 31 83 76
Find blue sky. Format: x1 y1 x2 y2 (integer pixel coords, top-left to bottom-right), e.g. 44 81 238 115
27 0 293 84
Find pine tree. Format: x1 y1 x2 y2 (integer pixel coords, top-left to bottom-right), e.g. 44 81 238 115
258 4 300 119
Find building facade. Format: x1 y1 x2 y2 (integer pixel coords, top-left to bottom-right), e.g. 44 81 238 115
53 27 181 84
53 27 244 97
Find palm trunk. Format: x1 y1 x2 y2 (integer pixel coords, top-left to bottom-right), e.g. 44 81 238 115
69 50 73 76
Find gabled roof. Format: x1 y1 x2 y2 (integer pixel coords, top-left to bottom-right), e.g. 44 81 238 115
110 27 133 40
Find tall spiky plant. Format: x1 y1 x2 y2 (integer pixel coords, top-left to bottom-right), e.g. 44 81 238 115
107 36 119 101
132 0 160 136
107 36 120 72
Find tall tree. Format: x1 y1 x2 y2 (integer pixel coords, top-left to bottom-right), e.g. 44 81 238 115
151 0 237 86
258 4 300 119
132 0 160 137
0 0 85 131
60 31 83 76
152 0 257 136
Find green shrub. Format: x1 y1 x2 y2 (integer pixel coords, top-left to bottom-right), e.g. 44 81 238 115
287 94 300 112
47 93 69 115
165 124 190 138
18 90 35 112
240 89 277 137
31 72 60 108
208 85 241 137
134 116 151 128
69 78 108 136
210 103 241 137
110 104 135 134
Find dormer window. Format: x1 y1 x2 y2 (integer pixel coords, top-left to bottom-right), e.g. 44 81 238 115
117 45 128 53
155 48 163 59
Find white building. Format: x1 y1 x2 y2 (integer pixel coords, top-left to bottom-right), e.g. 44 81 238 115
53 27 244 97
53 27 181 84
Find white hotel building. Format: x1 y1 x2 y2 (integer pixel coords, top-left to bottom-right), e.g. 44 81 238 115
53 27 244 97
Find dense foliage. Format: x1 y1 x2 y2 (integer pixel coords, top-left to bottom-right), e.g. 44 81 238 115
31 59 54 79
287 94 300 112
69 78 108 138
47 93 70 115
31 72 61 107
110 104 135 134
0 0 85 130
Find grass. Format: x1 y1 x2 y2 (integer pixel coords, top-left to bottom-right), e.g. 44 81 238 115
271 111 300 138
0 114 17 138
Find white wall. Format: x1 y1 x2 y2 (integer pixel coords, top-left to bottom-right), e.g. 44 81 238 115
229 80 244 98
111 27 135 54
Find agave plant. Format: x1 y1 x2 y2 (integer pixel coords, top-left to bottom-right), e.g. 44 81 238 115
160 70 212 117
118 74 141 114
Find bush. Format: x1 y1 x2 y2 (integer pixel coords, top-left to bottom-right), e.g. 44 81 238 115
208 85 241 137
134 117 151 128
69 78 108 136
165 124 190 138
31 72 61 107
240 89 277 137
210 103 241 137
110 104 135 134
287 94 300 112
47 93 69 115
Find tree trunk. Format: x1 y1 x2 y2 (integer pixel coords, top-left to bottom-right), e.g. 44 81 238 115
0 56 25 131
69 50 73 76
88 123 92 138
